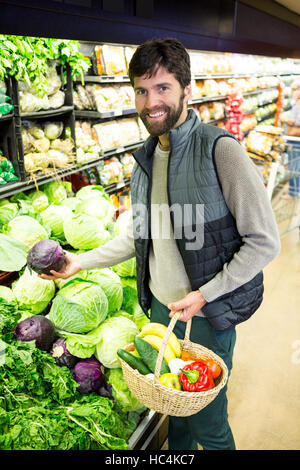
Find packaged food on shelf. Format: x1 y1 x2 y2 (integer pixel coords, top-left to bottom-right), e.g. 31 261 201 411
93 120 122 151
89 84 121 112
75 120 101 164
0 81 14 117
245 130 274 156
117 84 135 109
118 118 141 146
98 157 124 186
198 104 211 122
94 45 127 76
137 117 149 140
124 46 137 71
121 153 135 179
239 114 258 133
0 151 18 184
76 84 94 110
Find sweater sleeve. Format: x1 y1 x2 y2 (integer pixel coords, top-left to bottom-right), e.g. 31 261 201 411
78 212 135 270
199 136 281 302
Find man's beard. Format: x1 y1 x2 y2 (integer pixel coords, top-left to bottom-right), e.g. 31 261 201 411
139 92 185 137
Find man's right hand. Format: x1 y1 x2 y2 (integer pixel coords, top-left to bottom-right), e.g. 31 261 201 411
39 252 82 280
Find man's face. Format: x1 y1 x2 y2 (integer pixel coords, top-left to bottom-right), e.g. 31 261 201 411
133 66 191 137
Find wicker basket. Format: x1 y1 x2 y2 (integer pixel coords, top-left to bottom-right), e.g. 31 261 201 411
119 311 229 417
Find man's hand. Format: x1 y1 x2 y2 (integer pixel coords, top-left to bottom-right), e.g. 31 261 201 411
167 290 207 322
39 252 82 280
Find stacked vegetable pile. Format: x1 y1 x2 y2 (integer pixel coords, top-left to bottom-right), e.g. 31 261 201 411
0 181 150 450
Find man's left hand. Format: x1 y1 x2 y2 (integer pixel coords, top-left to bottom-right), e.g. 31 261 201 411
167 291 207 322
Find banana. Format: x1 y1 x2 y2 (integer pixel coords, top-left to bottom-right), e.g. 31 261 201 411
139 322 182 358
142 334 176 364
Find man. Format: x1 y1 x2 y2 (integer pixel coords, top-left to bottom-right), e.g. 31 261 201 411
42 38 280 450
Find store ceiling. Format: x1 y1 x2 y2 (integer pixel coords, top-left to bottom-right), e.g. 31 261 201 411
275 0 300 15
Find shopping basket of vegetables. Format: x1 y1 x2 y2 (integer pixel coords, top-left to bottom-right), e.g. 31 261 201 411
117 311 228 417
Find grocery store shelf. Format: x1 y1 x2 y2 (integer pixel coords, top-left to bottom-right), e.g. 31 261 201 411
243 87 278 96
80 72 300 84
0 113 14 122
75 108 137 119
20 105 74 120
0 140 143 199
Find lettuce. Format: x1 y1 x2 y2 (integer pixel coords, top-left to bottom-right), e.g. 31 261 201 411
106 368 146 412
63 213 111 249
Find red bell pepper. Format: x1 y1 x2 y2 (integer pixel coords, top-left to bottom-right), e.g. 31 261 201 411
179 361 215 392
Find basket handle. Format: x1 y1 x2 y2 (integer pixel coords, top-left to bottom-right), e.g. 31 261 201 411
154 311 192 383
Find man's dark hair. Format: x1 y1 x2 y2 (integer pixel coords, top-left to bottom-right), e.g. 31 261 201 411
128 38 191 89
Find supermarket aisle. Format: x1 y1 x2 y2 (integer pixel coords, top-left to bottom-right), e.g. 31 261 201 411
228 226 300 450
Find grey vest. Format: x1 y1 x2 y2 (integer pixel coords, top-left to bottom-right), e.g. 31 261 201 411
131 110 263 330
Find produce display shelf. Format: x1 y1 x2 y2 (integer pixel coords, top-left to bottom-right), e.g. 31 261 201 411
80 72 300 84
243 87 279 96
128 411 169 450
0 140 143 199
257 110 276 122
189 95 228 104
20 105 74 120
74 108 137 119
81 75 131 83
0 113 14 122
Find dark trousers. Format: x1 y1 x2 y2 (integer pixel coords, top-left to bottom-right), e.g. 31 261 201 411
150 295 236 450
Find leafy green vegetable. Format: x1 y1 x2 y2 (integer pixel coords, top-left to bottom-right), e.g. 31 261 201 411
49 279 108 333
0 233 28 272
94 316 139 368
0 35 90 96
28 190 49 213
42 181 68 204
40 203 72 241
3 215 48 249
63 213 111 249
0 201 18 227
12 267 56 315
106 368 146 413
86 268 123 313
112 258 136 278
75 196 115 229
121 286 150 330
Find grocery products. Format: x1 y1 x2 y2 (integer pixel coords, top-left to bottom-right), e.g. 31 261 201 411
0 152 18 184
133 336 170 375
179 361 215 392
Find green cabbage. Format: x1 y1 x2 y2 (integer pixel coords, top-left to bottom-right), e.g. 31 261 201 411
0 201 18 226
61 197 78 211
75 185 107 201
4 215 48 249
28 190 49 213
0 233 28 272
94 316 139 368
12 267 55 314
75 196 114 228
40 203 72 240
121 286 149 330
42 180 68 204
106 368 146 412
48 279 108 333
0 285 17 304
63 213 111 249
112 258 136 278
114 210 132 237
54 268 88 290
86 268 123 313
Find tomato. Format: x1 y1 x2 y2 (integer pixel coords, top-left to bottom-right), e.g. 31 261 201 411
202 358 222 379
180 351 194 361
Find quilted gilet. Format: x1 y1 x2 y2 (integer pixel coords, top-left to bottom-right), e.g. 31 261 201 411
131 110 263 330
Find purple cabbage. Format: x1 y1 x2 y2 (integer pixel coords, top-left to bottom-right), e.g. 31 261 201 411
71 357 106 394
51 338 79 368
13 315 56 351
27 239 67 275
